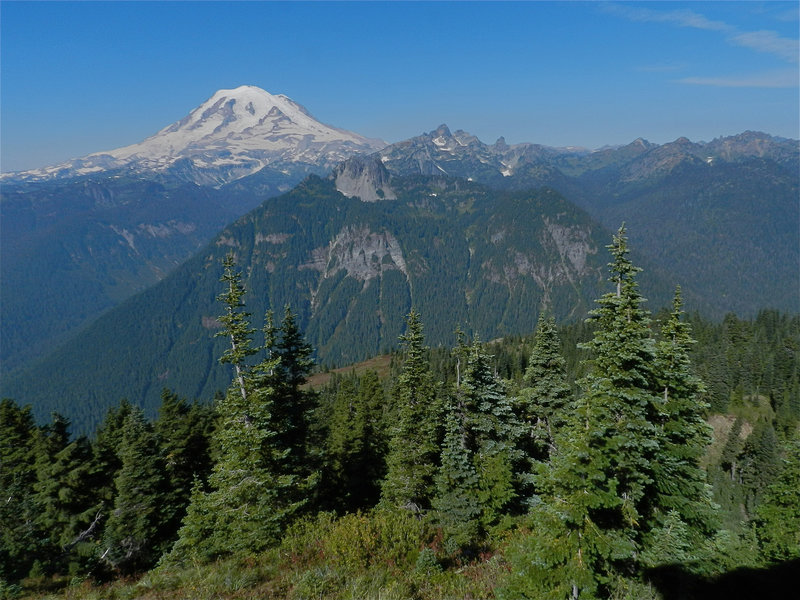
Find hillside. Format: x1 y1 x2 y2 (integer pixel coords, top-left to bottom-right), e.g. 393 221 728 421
2 173 637 432
3 293 797 600
376 127 800 317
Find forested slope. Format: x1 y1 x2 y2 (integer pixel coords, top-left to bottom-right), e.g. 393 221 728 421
5 175 657 433
2 228 797 599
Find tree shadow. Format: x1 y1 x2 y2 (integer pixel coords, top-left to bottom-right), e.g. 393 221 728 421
645 558 799 600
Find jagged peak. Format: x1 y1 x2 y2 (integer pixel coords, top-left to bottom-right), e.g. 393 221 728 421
333 155 395 202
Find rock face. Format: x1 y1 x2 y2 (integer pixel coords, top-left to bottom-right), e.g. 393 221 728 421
2 86 386 186
323 225 407 281
333 156 396 201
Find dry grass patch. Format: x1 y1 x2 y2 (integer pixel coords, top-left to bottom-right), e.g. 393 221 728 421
305 354 392 389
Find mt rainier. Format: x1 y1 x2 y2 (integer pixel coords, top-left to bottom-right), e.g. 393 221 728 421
0 86 385 373
2 86 386 186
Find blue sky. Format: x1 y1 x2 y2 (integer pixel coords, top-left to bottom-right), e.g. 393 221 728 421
2 1 798 172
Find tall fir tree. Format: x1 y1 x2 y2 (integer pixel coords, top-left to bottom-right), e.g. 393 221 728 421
26 413 71 575
461 340 520 527
102 408 169 574
169 352 298 561
357 369 391 488
648 287 718 543
169 259 313 562
435 339 520 549
91 399 134 515
323 371 387 512
739 420 781 517
265 307 316 478
32 414 99 576
0 399 39 582
433 392 482 550
216 253 257 403
502 225 661 599
753 436 800 562
517 314 572 464
154 389 215 545
381 309 441 512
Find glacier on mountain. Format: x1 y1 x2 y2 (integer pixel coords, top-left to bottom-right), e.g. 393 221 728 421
2 85 386 185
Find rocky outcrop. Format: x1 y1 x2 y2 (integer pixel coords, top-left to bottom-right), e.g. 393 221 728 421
332 156 396 202
304 225 407 282
542 218 596 276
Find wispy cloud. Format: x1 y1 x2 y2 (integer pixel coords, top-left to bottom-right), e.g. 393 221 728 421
604 2 799 87
603 3 733 32
732 30 799 63
677 69 799 89
775 6 800 23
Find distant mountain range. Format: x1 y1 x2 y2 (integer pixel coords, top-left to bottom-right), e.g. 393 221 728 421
368 125 799 317
377 124 798 186
1 86 797 430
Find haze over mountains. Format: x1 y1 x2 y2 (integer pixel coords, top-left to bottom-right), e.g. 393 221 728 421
1 86 797 429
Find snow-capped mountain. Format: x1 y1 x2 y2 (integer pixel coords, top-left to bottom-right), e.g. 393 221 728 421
2 86 386 186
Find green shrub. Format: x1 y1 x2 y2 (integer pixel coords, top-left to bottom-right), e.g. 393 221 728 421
289 566 342 600
281 509 433 576
0 579 21 600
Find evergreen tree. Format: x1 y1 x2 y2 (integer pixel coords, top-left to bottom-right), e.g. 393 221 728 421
26 413 71 575
217 253 257 403
323 371 387 512
267 306 316 477
154 389 215 544
433 392 482 550
719 416 745 481
753 437 800 562
739 420 781 516
381 309 441 512
502 225 660 599
712 416 748 528
322 376 361 511
37 437 99 576
649 288 718 538
91 399 134 515
516 314 572 463
460 340 520 527
32 414 99 576
357 369 392 483
570 224 660 528
169 351 298 561
169 263 314 562
102 408 169 574
435 338 521 549
0 399 39 582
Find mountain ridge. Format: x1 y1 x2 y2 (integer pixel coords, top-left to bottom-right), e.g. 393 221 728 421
1 84 796 382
